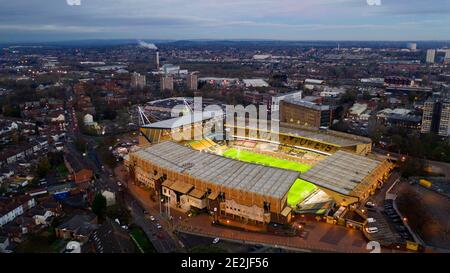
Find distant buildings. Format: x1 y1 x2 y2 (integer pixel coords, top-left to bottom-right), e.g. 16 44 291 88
161 64 180 75
252 54 272 60
186 72 198 91
131 72 146 90
348 103 368 119
280 98 331 128
198 77 240 88
242 79 269 88
421 99 450 137
271 90 303 115
426 49 436 64
160 75 174 91
407 43 417 51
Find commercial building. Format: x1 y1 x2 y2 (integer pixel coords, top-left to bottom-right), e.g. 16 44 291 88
186 72 198 91
242 79 269 88
348 103 368 119
198 77 240 88
270 90 302 115
161 64 180 75
280 98 331 128
131 72 146 90
407 43 417 51
421 99 450 137
426 49 436 64
160 75 174 91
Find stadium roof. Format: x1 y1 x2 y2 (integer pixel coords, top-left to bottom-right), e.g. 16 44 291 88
132 141 299 199
300 151 381 196
142 111 218 129
234 118 371 147
279 124 371 146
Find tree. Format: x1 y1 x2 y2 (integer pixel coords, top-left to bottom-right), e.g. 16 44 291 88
399 157 426 178
74 136 87 154
92 193 107 219
102 107 118 120
339 89 357 104
36 158 51 178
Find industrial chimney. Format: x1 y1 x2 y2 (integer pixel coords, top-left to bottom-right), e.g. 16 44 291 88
156 50 160 69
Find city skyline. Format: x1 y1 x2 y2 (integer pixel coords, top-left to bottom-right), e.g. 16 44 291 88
1 0 450 42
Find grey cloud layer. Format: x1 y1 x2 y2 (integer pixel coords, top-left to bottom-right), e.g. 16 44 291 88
0 0 449 41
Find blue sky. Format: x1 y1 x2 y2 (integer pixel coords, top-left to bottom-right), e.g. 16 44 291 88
0 0 449 42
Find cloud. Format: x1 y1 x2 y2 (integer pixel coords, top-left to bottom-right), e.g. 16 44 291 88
0 0 449 41
66 0 81 6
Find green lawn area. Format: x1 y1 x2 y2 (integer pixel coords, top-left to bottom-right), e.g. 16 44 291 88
287 179 317 207
222 148 316 207
222 148 312 173
129 226 156 253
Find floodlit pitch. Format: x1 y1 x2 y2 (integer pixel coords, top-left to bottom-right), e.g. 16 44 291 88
287 179 317 207
222 148 312 173
222 148 316 207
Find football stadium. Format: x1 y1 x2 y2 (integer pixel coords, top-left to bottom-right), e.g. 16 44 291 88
126 113 394 226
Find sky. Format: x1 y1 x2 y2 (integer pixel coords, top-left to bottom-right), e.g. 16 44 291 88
0 0 449 42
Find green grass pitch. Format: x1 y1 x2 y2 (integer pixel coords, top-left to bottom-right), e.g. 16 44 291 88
222 148 312 173
222 148 316 207
287 179 317 207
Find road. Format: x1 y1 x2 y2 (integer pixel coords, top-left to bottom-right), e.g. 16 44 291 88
124 193 179 253
63 86 179 252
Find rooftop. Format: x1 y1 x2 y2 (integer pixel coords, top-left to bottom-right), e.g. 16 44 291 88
233 118 371 147
300 151 381 196
132 141 299 199
283 98 330 111
142 111 218 129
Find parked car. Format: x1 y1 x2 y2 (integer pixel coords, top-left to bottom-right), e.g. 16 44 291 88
365 201 376 208
367 218 376 223
150 216 155 221
156 224 162 229
366 227 379 234
212 237 220 244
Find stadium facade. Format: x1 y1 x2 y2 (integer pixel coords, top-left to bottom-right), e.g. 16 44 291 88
127 113 393 225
